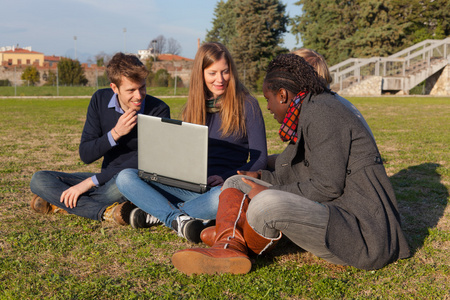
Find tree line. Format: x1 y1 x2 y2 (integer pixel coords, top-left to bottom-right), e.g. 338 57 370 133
292 0 449 65
207 0 449 90
21 57 183 89
21 58 88 87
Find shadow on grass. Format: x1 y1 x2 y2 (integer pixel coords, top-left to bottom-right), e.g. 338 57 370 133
390 163 448 255
253 163 448 270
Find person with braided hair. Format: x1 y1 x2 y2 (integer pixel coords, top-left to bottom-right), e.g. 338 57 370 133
171 53 410 275
266 48 375 169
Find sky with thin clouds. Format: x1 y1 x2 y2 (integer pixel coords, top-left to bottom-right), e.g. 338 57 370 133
1 0 302 62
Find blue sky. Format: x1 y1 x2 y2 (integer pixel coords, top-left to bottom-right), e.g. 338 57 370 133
1 0 302 62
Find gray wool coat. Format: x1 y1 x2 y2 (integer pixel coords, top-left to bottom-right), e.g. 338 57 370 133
260 92 410 270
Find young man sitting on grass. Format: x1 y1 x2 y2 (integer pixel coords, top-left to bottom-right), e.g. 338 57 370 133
30 52 170 225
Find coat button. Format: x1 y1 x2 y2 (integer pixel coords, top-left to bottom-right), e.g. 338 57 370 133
304 160 309 167
346 169 351 175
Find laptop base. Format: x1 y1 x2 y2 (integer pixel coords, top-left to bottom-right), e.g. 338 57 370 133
138 170 209 194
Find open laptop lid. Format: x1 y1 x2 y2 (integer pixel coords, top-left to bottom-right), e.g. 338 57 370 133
137 114 209 193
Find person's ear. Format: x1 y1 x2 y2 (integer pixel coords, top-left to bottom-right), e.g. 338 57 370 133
278 88 288 104
110 82 119 94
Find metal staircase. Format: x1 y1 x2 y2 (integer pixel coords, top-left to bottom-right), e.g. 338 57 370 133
329 37 450 94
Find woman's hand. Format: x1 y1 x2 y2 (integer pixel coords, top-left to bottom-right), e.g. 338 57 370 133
207 175 224 187
60 178 95 208
241 177 268 199
237 170 261 179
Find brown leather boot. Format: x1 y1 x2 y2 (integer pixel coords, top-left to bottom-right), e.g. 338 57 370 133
30 194 68 214
243 217 282 255
200 211 282 252
171 188 252 275
200 225 216 247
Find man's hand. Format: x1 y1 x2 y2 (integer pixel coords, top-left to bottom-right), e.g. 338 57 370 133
60 178 95 209
237 170 261 179
241 177 268 199
111 108 138 140
207 175 224 187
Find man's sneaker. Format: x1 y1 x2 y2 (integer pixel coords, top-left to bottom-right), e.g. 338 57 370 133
103 201 136 225
129 208 162 228
172 215 205 244
30 194 67 214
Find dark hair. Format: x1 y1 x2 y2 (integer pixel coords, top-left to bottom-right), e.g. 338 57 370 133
106 52 149 87
264 53 326 95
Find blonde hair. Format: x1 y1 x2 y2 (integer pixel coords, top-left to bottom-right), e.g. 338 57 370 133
182 42 249 137
292 48 332 85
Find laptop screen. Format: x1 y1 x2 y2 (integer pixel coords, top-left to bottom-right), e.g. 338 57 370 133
137 115 208 191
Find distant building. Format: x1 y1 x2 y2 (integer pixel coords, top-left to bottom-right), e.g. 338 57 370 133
0 46 45 67
137 48 156 60
137 48 194 62
44 55 62 67
157 54 193 62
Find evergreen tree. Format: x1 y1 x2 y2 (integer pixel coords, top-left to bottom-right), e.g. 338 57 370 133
205 0 238 47
231 0 289 90
291 0 343 65
344 1 409 59
207 0 288 90
395 0 450 44
291 0 450 66
58 58 88 86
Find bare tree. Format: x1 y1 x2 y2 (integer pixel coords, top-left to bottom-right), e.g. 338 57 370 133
94 51 112 67
167 37 182 55
148 35 167 55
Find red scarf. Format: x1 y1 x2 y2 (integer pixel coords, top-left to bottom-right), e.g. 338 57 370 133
279 91 308 143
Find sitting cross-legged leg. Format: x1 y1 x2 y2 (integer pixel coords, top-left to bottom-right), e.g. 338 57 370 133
246 189 347 265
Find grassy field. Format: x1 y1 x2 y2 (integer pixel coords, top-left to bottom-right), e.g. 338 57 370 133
0 96 449 299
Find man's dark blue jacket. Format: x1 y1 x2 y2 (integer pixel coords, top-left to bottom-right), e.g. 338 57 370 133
79 88 170 185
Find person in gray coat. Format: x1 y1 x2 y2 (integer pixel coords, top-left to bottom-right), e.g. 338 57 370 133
172 53 410 275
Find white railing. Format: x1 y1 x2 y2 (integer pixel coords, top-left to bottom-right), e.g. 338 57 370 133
329 37 450 93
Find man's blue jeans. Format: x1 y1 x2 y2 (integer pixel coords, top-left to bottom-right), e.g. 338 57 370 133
30 171 126 220
116 168 221 229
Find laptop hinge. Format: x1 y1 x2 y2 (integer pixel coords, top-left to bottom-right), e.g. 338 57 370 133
138 170 209 194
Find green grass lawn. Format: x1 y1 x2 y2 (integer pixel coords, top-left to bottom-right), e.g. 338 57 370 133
0 96 449 299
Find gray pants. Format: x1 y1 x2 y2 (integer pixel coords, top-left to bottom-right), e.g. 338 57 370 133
223 175 346 265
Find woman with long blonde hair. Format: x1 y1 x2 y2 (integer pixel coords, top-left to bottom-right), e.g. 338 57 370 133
116 42 267 243
183 42 247 138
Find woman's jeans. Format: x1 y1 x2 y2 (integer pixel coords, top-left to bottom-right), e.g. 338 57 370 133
223 175 346 265
30 171 126 220
116 168 221 229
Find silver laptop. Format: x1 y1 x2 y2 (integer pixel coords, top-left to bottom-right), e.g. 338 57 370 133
137 114 209 193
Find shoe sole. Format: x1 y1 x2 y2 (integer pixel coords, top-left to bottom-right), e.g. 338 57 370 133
171 251 252 275
129 208 140 228
183 220 205 244
30 195 50 214
31 195 68 215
